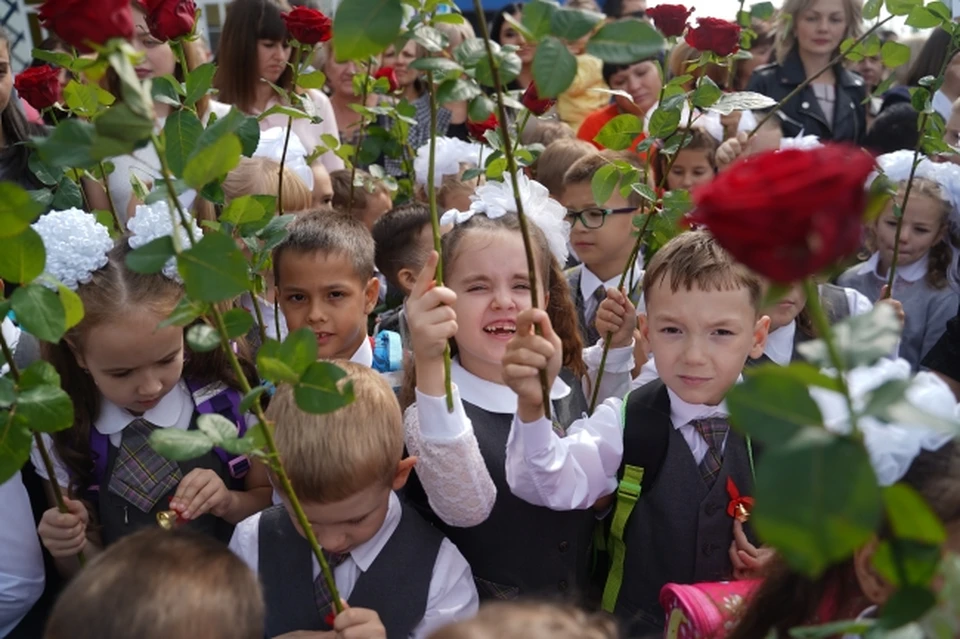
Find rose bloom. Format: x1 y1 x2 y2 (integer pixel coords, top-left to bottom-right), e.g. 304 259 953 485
39 0 135 53
141 0 197 41
645 4 694 39
374 67 399 93
14 65 62 110
520 83 555 116
689 144 876 282
466 113 498 142
685 17 741 57
282 6 333 46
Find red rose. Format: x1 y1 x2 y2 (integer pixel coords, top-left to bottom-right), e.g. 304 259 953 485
140 0 197 42
282 6 332 46
38 0 135 53
689 144 876 282
374 67 399 93
645 4 694 38
685 17 741 57
466 113 498 142
14 65 62 111
521 83 555 116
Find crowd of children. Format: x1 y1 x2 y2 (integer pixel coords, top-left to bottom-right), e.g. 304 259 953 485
6 0 960 638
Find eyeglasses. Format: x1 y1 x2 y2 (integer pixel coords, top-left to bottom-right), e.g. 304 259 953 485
565 206 636 229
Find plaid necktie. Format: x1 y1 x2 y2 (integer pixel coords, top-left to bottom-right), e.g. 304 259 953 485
107 418 183 513
692 417 729 488
315 550 350 626
585 285 607 345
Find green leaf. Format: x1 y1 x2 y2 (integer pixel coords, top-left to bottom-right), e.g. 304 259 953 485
750 1 775 19
177 231 251 302
160 297 208 328
34 118 97 169
594 113 644 150
522 0 558 41
0 227 45 283
744 361 842 392
94 102 155 144
186 324 221 352
57 284 84 330
15 381 74 433
753 429 882 576
880 40 911 69
591 163 619 206
878 586 935 629
531 36 578 98
410 58 464 74
295 361 355 414
185 62 216 107
476 46 522 88
240 386 269 414
691 77 723 109
196 108 260 158
196 413 238 446
149 428 214 461
332 0 403 61
436 78 481 105
0 183 44 238
220 422 266 455
872 539 942 587
164 110 204 178
709 91 777 115
727 368 823 447
797 303 902 370
184 133 242 190
257 339 300 384
468 94 495 122
789 619 874 638
50 175 84 211
586 18 665 65
125 236 175 275
862 0 883 20
885 0 921 16
648 107 681 139
550 7 604 41
281 328 319 377
152 74 183 107
220 195 268 225
297 69 328 90
883 484 946 545
63 79 113 116
221 308 254 339
0 412 33 486
11 284 66 343
411 24 446 53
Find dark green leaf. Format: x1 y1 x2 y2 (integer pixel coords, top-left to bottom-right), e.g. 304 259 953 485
28 154 63 187
0 377 14 409
586 19 665 65
797 303 902 369
257 338 300 384
34 118 97 169
125 236 175 274
691 77 723 109
221 308 254 339
594 113 644 150
219 422 266 455
50 175 83 211
411 24 445 53
591 163 619 206
550 7 604 41
476 46 522 88
160 297 208 328
184 133 242 190
332 0 403 60
63 79 113 116
727 366 824 447
880 40 911 68
11 284 66 343
436 78 481 104
220 195 268 225
0 183 44 238
885 0 921 16
410 58 463 74
197 108 261 158
0 412 33 486
468 94 495 122
240 386 269 414
177 231 251 302
531 36 578 98
15 382 74 433
164 110 204 178
94 102 155 144
295 361 355 414
877 586 935 629
0 227 45 283
883 484 946 545
149 428 214 461
252 213 296 252
185 62 216 107
750 1 775 19
152 74 183 107
186 324 221 352
648 107 681 138
862 0 882 20
872 539 942 587
522 0 557 41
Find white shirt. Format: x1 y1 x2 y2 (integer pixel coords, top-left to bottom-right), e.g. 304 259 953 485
855 251 929 286
228 492 478 638
350 336 374 367
0 472 45 636
254 89 345 174
934 89 953 122
580 259 645 324
1 318 19 377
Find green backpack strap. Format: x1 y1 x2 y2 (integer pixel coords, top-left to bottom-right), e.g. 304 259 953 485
601 463 644 612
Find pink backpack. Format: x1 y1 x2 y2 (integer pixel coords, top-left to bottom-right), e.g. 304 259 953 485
659 580 761 639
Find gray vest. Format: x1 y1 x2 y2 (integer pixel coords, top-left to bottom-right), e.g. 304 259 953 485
257 501 443 638
618 381 756 636
566 266 594 346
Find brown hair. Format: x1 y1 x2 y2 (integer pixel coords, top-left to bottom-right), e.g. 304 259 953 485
398 213 586 409
775 0 863 63
520 119 575 147
372 202 432 291
272 208 376 284
729 441 960 639
643 230 764 312
44 529 264 639
535 139 596 198
563 150 645 207
652 128 719 187
330 168 391 214
213 0 294 114
428 601 618 639
267 362 403 502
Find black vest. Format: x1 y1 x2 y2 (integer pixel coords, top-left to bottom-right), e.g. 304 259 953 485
618 380 756 636
257 501 443 638
566 266 594 346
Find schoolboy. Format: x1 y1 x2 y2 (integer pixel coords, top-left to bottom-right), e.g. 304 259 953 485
561 150 645 345
229 364 478 638
44 529 265 639
501 231 770 636
331 168 393 231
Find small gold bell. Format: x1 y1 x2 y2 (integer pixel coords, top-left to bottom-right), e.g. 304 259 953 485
157 510 179 530
734 502 751 524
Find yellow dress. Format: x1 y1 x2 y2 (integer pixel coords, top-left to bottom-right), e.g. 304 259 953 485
557 54 611 133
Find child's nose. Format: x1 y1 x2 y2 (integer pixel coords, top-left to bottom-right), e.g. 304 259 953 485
491 288 515 309
138 375 163 397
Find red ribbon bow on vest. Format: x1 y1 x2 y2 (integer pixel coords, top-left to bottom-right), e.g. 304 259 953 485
726 477 754 523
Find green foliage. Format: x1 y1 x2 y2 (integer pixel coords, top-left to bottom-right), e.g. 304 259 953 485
11 284 66 343
797 304 903 370
594 114 643 150
164 111 204 178
586 19 665 65
0 183 44 238
125 236 176 274
177 231 251 302
591 164 619 206
531 37 577 98
0 228 45 284
727 368 824 447
183 134 242 190
333 0 404 60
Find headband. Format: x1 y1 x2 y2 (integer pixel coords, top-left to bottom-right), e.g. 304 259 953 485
254 127 315 192
31 208 113 291
440 173 570 266
414 137 488 187
127 200 202 282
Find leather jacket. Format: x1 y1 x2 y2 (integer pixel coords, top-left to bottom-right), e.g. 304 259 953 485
746 46 867 144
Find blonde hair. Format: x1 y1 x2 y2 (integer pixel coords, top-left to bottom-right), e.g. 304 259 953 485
436 20 476 52
223 157 313 212
519 119 575 146
427 602 618 639
775 0 864 63
415 164 482 210
535 138 596 197
266 362 403 503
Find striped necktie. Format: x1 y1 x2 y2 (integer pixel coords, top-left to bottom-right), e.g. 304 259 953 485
315 550 350 627
691 417 729 488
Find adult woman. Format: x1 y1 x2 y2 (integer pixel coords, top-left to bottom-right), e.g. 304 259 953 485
491 3 535 91
213 0 343 173
0 28 46 191
322 44 386 153
747 0 866 143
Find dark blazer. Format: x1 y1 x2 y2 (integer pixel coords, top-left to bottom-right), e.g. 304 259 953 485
747 46 867 144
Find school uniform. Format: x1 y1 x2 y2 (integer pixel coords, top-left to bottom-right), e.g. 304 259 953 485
567 259 644 347
229 492 478 638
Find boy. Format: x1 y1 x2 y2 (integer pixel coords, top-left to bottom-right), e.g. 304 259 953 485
653 128 719 193
561 150 645 346
44 529 264 639
501 231 770 636
229 363 478 638
331 168 393 231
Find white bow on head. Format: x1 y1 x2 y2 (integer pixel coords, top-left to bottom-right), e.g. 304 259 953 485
31 208 113 291
414 137 488 187
254 127 315 191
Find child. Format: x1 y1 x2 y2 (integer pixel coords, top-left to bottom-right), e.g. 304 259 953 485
428 602 618 639
331 168 393 231
534 138 596 200
653 128 719 193
228 363 478 637
838 153 960 370
501 231 770 636
413 136 486 213
312 163 334 207
44 529 265 639
402 175 600 602
32 207 272 578
561 150 644 346
715 114 785 171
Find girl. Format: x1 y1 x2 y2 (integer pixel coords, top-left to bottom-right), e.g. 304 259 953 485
653 128 719 193
213 0 343 173
0 27 47 191
402 175 606 601
32 208 272 577
838 153 960 370
491 4 535 92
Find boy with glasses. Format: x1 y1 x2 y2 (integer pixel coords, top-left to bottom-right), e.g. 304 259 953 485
561 150 645 345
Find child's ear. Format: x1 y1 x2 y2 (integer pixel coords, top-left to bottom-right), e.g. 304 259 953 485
750 314 771 359
363 277 380 315
398 268 418 295
392 456 417 490
853 538 895 605
638 312 650 343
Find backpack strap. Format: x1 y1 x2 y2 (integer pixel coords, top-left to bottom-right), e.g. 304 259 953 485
89 430 109 495
601 379 672 614
185 378 250 480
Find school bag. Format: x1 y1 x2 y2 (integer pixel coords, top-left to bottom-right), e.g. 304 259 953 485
659 580 761 639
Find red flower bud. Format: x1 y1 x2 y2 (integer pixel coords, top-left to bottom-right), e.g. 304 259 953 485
690 144 876 282
282 6 333 46
466 113 499 143
520 83 555 116
645 4 694 38
14 65 62 111
684 17 742 57
38 0 135 54
140 0 198 42
374 67 399 93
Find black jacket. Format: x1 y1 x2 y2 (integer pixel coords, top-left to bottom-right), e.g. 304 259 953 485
746 46 867 144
